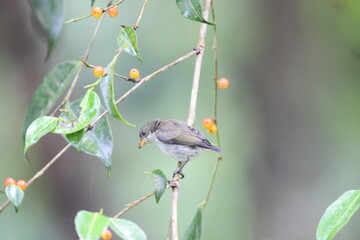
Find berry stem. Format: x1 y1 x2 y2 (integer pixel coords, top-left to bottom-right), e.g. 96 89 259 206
114 73 139 83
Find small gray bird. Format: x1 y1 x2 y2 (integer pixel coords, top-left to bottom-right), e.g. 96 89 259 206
139 119 222 178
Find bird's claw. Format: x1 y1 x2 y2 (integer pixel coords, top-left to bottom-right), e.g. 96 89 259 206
172 169 185 179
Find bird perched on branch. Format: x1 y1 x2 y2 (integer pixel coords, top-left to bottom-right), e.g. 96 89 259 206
139 119 222 178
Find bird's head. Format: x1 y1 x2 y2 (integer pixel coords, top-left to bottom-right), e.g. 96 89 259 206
139 119 162 148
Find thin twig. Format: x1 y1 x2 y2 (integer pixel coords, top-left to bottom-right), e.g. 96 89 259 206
187 2 213 127
113 191 155 218
51 14 106 116
169 0 213 238
0 144 72 213
65 0 126 23
133 0 148 29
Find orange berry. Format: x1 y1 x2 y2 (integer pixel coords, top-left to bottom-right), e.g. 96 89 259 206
16 180 27 190
93 66 104 77
101 229 113 240
107 7 118 17
92 7 103 18
208 124 218 134
217 78 229 89
202 118 214 129
4 177 15 186
129 68 140 79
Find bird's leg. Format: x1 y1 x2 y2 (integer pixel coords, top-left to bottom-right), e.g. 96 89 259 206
172 158 190 179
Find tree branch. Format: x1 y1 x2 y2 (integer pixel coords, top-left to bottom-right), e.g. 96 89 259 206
134 0 148 29
168 0 213 239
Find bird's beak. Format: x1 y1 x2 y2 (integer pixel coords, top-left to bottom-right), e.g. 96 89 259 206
139 139 146 149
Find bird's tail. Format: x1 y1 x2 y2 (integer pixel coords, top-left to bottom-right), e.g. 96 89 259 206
210 145 223 152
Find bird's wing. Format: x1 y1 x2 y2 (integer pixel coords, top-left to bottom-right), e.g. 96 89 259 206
156 120 213 149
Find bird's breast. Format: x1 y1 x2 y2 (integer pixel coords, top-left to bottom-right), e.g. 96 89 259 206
154 138 203 161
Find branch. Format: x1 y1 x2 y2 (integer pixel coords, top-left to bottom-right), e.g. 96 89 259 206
51 13 106 116
187 2 213 127
0 144 72 213
133 0 148 29
168 0 213 239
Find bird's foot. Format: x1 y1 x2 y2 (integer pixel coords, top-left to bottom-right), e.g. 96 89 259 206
172 168 185 179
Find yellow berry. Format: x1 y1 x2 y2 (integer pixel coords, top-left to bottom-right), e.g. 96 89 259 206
4 177 15 186
202 118 214 129
93 66 104 77
101 229 112 240
92 7 103 18
16 180 28 190
108 7 118 17
217 78 229 89
208 124 218 134
129 68 140 79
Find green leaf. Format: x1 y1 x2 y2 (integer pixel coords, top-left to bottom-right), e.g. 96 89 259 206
182 208 202 240
91 0 95 7
53 89 100 134
5 185 24 212
24 116 58 153
75 210 110 240
28 0 64 59
117 26 143 63
100 60 136 127
316 190 360 240
109 218 147 240
65 129 85 151
22 61 81 142
176 0 214 25
146 170 167 203
61 99 113 170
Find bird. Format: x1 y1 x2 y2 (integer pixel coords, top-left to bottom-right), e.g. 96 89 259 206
138 119 222 178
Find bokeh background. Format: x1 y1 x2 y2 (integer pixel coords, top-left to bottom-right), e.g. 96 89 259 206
1 0 360 239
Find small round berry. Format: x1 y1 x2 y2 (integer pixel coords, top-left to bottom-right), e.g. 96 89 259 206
202 118 214 129
101 229 113 240
93 66 104 77
92 7 103 18
107 7 118 17
129 68 140 79
217 78 229 89
208 124 218 134
4 177 15 186
16 180 27 190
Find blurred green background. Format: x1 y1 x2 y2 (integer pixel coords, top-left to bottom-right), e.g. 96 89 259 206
1 0 360 239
